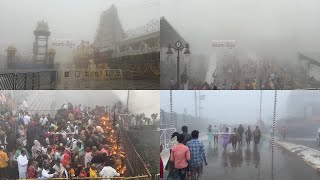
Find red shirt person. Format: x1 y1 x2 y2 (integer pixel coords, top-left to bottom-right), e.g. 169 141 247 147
170 134 190 179
27 160 36 179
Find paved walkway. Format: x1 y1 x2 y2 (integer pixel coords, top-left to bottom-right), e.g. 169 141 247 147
162 134 320 179
265 135 320 172
276 140 320 171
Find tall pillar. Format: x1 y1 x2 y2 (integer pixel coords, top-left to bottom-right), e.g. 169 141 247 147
33 20 51 64
6 45 17 69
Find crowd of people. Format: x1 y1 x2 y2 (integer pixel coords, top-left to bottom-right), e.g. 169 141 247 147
186 57 309 90
207 124 262 150
160 124 262 180
0 101 124 179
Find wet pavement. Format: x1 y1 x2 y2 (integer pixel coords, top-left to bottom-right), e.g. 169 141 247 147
200 137 320 180
277 137 320 150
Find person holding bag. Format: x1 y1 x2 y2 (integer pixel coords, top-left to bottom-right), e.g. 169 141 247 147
165 132 179 179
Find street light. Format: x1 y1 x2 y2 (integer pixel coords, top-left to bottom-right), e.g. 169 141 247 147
166 41 191 89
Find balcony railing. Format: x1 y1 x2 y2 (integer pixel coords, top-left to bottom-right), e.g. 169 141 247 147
0 69 136 90
0 70 56 90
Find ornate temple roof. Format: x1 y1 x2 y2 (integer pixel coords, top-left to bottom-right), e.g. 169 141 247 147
36 20 49 31
48 48 56 54
34 20 51 36
94 5 125 50
6 45 17 52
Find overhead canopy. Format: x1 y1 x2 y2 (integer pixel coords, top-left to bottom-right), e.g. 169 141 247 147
298 52 320 66
120 31 160 46
160 17 187 48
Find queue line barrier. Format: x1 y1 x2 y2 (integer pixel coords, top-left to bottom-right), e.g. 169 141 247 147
0 69 132 90
17 176 151 180
58 69 123 80
17 110 58 116
50 176 150 180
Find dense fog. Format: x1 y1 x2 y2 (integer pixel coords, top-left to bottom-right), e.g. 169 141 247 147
160 0 320 89
161 0 320 55
0 0 159 63
160 90 320 127
12 90 160 118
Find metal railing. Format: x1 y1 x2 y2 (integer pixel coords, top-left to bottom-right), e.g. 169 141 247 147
18 176 152 180
0 69 136 90
58 69 123 80
160 128 176 151
46 176 151 180
0 70 57 90
18 110 58 116
113 48 159 58
119 126 151 177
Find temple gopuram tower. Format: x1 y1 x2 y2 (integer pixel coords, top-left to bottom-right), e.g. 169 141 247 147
94 5 125 54
33 20 51 64
6 45 17 68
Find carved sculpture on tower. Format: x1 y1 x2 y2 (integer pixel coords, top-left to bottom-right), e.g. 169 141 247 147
33 20 51 64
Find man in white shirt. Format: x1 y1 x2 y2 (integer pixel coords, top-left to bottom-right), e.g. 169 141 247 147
41 165 55 179
99 164 120 179
52 160 66 178
23 113 31 126
40 115 48 126
17 149 28 179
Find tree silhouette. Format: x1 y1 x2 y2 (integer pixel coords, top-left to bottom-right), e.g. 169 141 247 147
144 117 151 125
151 113 158 124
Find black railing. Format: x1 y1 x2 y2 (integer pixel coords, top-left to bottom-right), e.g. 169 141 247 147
0 71 57 90
120 126 151 177
0 67 158 90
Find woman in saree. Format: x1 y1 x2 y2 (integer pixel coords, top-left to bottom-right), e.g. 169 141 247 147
222 128 231 150
207 124 213 146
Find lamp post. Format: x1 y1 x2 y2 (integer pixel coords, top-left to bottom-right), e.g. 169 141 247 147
166 41 190 89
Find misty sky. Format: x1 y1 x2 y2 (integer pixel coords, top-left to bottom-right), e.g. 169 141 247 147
161 0 320 56
0 0 159 56
21 90 160 118
64 90 160 118
160 90 290 125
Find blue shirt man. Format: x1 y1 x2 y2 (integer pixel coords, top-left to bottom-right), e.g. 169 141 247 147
187 130 208 180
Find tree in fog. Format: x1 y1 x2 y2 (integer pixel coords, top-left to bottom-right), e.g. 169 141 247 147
151 113 158 124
